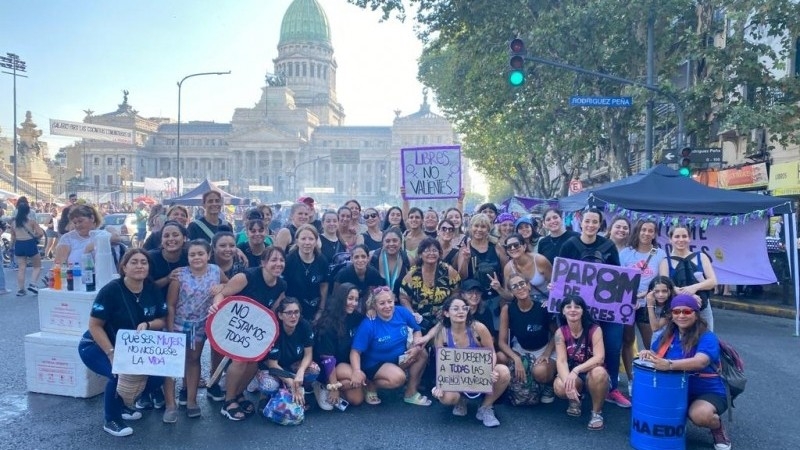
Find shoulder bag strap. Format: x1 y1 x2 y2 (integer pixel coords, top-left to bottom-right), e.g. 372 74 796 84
193 219 215 241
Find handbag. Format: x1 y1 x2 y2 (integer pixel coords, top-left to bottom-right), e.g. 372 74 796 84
262 387 305 425
116 374 148 409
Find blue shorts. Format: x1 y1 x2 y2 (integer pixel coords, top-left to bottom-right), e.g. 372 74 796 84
14 239 39 257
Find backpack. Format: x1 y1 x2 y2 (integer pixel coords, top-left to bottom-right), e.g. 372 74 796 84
718 340 746 405
667 252 712 308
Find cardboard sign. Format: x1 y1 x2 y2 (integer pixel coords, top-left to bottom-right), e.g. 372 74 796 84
435 347 493 393
206 296 279 362
112 330 186 378
401 145 461 200
547 257 641 325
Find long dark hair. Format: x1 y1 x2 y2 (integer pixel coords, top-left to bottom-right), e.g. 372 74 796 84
441 296 473 328
648 276 676 307
315 282 358 337
657 312 708 355
14 200 31 228
558 295 595 332
627 219 659 249
382 206 406 233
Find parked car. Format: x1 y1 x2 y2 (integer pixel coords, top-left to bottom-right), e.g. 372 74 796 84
102 213 138 246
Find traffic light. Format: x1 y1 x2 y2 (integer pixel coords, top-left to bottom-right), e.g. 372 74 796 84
678 147 692 177
508 38 526 87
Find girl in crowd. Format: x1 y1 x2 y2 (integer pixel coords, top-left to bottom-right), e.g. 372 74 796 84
537 208 580 264
494 213 516 246
337 206 363 251
11 198 43 295
399 237 461 335
313 283 366 409
284 225 329 321
236 209 274 247
237 217 269 268
162 240 226 422
607 216 631 252
430 296 511 427
461 279 505 363
256 204 276 237
344 199 364 234
501 233 552 302
350 287 430 406
553 295 609 431
212 232 246 279
265 299 320 410
498 274 557 404
79 249 167 437
515 216 540 251
382 206 406 233
437 219 460 267
210 247 287 420
369 228 410 296
360 207 384 252
274 202 311 250
147 204 166 236
333 245 386 310
147 221 189 297
423 209 439 238
444 207 464 238
320 211 346 261
457 213 506 315
659 225 717 330
403 207 426 261
56 204 116 266
142 205 189 250
187 190 232 241
638 295 731 450
44 207 59 260
644 276 677 346
558 208 630 408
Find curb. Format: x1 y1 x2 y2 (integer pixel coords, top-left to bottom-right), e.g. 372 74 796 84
710 298 796 320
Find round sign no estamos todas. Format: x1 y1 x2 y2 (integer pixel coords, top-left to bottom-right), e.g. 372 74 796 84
206 296 279 362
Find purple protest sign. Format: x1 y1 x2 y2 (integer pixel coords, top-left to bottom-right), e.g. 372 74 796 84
547 257 641 325
401 145 461 200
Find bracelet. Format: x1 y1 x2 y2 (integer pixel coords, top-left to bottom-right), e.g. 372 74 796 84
667 359 673 370
145 321 150 330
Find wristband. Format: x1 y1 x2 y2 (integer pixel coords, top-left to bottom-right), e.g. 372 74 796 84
145 321 151 330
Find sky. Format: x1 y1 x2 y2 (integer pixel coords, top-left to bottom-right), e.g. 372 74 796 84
0 0 436 155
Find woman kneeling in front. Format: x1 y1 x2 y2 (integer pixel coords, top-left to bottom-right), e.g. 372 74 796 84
638 294 731 450
553 295 609 431
430 296 510 427
349 287 431 406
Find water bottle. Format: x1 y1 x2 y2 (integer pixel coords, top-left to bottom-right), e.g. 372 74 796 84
83 254 96 292
66 264 74 291
72 262 82 291
59 263 67 290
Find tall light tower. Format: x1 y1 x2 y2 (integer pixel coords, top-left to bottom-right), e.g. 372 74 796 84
1 52 28 191
176 71 230 194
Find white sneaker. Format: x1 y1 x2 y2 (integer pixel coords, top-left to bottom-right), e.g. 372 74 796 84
476 406 500 427
452 397 467 416
312 381 333 411
540 385 555 404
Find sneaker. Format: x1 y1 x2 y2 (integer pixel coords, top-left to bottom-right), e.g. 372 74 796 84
540 385 555 404
27 283 38 295
16 290 25 296
103 419 133 437
162 407 178 424
711 422 732 450
206 383 225 402
177 387 187 406
452 397 467 417
476 406 500 427
151 390 166 409
605 389 631 408
0 289 11 295
120 406 142 421
134 395 153 410
312 381 333 411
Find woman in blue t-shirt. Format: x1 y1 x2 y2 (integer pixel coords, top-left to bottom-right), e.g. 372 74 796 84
350 287 430 406
638 294 731 450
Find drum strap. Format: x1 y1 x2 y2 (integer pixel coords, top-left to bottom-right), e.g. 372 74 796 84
655 335 673 357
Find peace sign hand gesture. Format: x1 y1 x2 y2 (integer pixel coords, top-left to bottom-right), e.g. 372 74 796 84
487 272 501 291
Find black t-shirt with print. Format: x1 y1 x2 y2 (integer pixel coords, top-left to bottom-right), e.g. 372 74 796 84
88 278 167 346
268 318 314 368
239 267 287 309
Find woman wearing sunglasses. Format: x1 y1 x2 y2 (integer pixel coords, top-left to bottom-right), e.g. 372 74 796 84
360 208 384 252
500 233 552 302
436 219 460 268
638 295 731 450
350 287 430 406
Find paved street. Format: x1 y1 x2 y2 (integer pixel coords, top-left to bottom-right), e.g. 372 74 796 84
1 264 798 450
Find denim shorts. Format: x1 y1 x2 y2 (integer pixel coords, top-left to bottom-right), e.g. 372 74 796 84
14 239 39 257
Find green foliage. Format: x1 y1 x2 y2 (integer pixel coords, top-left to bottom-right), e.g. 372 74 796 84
463 191 486 213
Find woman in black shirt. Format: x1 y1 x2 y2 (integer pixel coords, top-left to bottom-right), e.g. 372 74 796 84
266 299 319 409
333 245 385 311
284 224 329 321
537 208 580 265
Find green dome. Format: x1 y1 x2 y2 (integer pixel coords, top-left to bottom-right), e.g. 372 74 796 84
279 0 331 46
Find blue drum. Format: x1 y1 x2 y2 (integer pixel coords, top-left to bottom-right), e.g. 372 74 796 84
630 359 688 450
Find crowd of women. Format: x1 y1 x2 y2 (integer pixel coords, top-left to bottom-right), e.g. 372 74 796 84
76 191 731 450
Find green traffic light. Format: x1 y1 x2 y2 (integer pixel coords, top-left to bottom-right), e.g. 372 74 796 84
678 167 691 177
509 70 525 86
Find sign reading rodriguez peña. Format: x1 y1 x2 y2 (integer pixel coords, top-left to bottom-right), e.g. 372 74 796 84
435 347 494 393
206 296 279 362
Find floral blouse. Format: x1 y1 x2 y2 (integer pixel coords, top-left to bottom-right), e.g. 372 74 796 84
399 262 460 324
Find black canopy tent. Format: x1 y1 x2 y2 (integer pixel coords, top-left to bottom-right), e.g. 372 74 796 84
164 179 246 206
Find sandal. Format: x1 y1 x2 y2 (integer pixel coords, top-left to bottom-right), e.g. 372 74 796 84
566 400 582 417
237 397 255 416
588 411 604 430
186 406 202 418
365 390 382 405
403 392 432 406
220 400 246 421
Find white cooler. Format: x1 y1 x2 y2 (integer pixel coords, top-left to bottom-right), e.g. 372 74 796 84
37 288 97 336
24 332 105 398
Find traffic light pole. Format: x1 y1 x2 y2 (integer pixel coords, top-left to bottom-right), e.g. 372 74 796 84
523 54 685 151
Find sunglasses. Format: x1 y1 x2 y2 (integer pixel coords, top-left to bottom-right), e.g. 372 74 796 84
504 242 522 251
372 286 391 294
363 212 378 219
671 308 695 317
510 282 528 290
439 226 455 233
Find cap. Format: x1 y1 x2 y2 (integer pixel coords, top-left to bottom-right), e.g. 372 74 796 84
670 294 700 311
515 216 533 230
461 279 482 292
495 213 515 224
298 196 315 206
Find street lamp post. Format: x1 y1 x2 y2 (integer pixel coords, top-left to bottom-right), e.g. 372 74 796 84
177 71 231 195
1 52 28 192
